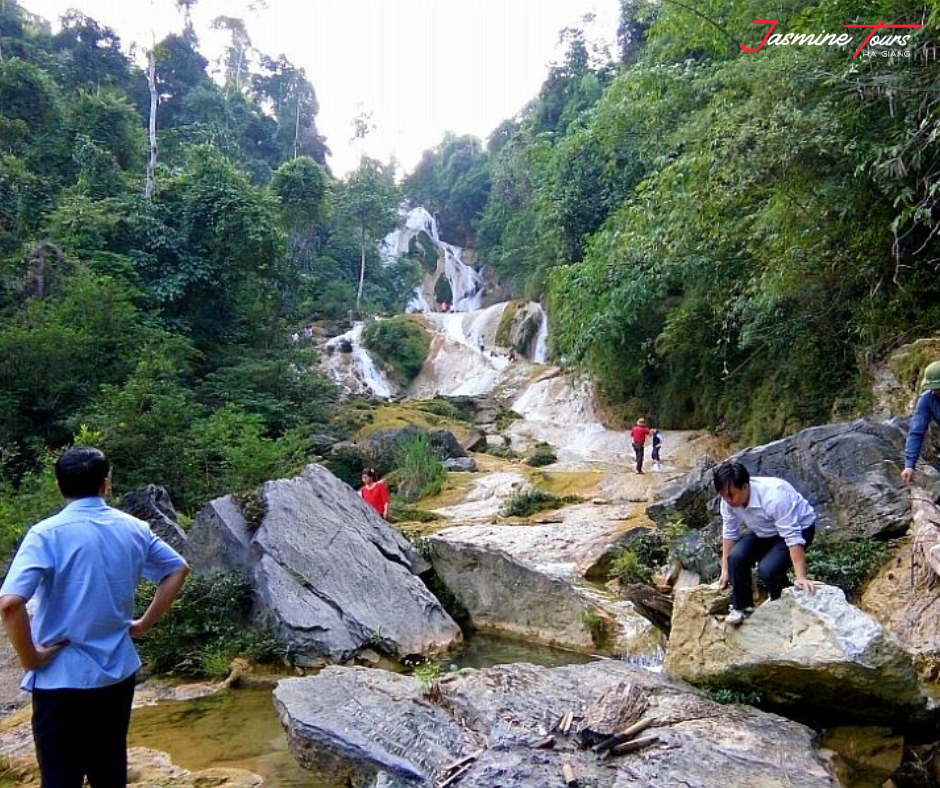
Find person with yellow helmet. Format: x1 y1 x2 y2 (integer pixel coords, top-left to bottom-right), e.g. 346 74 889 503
902 361 940 485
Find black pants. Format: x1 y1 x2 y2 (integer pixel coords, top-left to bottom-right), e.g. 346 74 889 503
728 526 815 611
32 673 136 788
633 443 644 472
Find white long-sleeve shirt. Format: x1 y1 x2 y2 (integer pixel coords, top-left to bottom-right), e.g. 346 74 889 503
720 476 816 547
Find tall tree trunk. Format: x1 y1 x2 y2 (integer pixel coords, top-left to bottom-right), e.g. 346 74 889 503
293 93 302 159
145 48 158 201
356 226 366 316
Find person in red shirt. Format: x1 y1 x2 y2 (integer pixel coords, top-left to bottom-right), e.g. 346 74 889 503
630 418 653 474
360 468 391 519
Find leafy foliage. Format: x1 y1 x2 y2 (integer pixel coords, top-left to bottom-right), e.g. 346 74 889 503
806 539 888 598
362 317 432 385
390 432 445 503
134 572 286 676
500 489 565 518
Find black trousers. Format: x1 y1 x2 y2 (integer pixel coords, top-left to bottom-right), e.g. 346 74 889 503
32 673 136 788
633 443 644 472
728 526 815 611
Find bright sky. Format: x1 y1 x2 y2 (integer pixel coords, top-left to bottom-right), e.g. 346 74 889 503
21 0 621 176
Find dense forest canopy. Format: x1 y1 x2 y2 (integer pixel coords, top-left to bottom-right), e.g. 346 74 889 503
0 0 417 538
405 0 940 442
2 0 939 546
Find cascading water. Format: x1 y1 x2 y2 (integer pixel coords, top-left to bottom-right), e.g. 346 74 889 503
381 207 484 314
322 322 394 399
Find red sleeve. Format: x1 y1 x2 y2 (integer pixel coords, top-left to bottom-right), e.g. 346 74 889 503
379 481 390 508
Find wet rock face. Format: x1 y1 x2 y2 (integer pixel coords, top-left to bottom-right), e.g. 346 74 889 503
648 420 919 570
185 463 461 664
664 584 926 726
273 662 836 788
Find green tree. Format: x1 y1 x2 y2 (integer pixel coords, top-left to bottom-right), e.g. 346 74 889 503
334 156 400 315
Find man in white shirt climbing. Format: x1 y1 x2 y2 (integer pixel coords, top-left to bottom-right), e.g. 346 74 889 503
714 461 816 626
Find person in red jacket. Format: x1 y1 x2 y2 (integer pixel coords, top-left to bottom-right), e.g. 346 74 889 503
360 468 391 519
630 418 653 474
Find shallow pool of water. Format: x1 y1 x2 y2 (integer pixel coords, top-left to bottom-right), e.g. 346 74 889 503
129 685 319 786
128 634 592 783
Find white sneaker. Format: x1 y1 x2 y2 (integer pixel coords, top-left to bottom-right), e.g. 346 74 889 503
725 609 746 626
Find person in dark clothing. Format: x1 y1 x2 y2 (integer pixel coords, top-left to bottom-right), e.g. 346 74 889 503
651 430 663 471
902 361 940 489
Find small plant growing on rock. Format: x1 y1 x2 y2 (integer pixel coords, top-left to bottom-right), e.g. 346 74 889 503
500 489 563 517
581 610 613 649
702 686 763 706
525 442 557 467
234 488 266 531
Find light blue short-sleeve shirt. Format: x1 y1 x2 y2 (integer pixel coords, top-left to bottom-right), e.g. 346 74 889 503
0 497 187 691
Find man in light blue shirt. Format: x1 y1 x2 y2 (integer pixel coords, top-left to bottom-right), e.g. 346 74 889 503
0 447 189 787
714 461 816 626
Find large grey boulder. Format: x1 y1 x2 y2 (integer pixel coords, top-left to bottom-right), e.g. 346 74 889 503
119 484 187 553
273 662 836 787
427 537 662 656
185 463 461 664
664 583 926 726
648 420 922 578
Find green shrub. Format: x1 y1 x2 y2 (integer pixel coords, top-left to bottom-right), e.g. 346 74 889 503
500 489 563 517
134 572 286 677
525 442 557 467
806 539 888 598
391 432 444 502
609 549 654 585
484 444 519 460
362 317 432 385
0 451 62 560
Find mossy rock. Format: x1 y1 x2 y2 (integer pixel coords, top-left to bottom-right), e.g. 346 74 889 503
362 317 432 385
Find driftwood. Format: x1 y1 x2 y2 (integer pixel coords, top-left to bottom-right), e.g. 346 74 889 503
593 718 653 755
610 735 660 757
437 748 485 788
562 761 578 787
622 583 673 635
557 710 574 735
531 735 555 750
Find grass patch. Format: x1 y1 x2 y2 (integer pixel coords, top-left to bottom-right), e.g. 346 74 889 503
525 442 557 467
389 432 445 502
500 489 565 517
389 500 441 523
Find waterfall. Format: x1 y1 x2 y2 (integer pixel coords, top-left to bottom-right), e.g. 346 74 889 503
381 207 484 313
322 322 394 399
532 303 549 364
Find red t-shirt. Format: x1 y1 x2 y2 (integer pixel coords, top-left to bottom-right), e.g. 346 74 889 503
630 425 652 445
360 480 390 517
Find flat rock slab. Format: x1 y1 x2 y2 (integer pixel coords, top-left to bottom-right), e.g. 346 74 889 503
274 661 836 788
